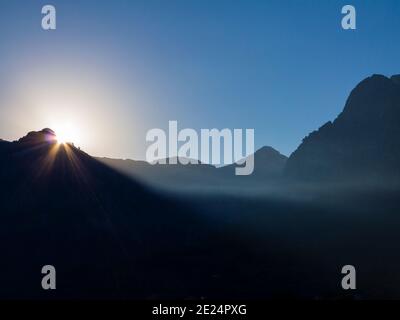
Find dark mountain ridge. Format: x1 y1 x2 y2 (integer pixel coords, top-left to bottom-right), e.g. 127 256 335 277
98 145 287 192
0 129 236 298
285 74 400 187
100 72 400 191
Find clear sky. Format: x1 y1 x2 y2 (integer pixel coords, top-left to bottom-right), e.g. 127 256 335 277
1 0 400 160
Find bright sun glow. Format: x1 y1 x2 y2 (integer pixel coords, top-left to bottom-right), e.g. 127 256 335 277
53 123 81 145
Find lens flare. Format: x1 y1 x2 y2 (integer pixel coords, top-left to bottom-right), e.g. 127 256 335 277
54 123 81 145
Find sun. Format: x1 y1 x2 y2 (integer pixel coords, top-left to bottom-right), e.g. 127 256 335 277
54 123 81 145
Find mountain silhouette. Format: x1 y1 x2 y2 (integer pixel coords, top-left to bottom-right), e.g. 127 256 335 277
0 129 235 298
285 74 400 187
98 156 218 191
98 146 287 192
2 73 400 300
221 146 287 178
17 128 57 144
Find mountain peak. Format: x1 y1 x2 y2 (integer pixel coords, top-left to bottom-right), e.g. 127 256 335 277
286 73 400 183
256 146 286 157
17 128 57 145
334 73 400 127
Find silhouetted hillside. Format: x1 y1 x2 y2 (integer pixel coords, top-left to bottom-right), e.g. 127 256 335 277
0 129 237 298
2 129 344 300
98 146 287 193
285 74 400 187
99 156 221 191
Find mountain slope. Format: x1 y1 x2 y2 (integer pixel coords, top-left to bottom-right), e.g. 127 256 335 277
285 74 400 186
221 146 287 178
0 129 226 298
98 156 219 190
98 146 287 192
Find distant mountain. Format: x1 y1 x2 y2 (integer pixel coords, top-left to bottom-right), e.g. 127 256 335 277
98 156 218 191
285 74 400 187
98 146 287 192
221 146 287 178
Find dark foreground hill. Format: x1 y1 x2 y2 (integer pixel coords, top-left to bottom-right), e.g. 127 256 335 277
0 129 241 298
2 129 328 299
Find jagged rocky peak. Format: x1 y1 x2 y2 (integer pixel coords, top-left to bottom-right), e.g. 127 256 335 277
285 74 400 183
334 74 400 127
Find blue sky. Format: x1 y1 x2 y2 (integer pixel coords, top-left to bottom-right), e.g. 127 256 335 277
0 0 400 159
